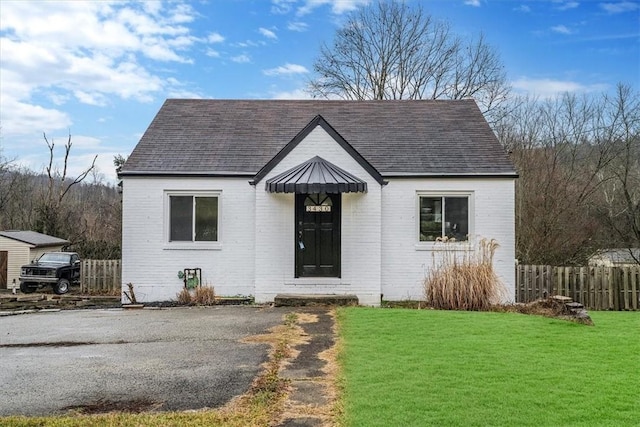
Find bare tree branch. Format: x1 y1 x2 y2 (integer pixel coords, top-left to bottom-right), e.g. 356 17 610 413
308 1 509 122
36 132 98 236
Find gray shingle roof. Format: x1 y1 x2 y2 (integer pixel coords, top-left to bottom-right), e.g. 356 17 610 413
0 230 69 247
121 99 516 177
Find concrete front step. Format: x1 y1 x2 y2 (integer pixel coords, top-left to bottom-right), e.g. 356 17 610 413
274 293 358 307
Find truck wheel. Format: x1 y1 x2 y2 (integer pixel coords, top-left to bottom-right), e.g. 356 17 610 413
20 282 36 293
54 279 70 295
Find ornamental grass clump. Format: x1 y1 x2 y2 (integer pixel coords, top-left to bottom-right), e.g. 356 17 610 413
193 285 216 305
176 285 216 305
424 237 506 310
176 287 192 305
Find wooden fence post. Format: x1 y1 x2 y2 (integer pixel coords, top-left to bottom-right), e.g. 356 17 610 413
514 265 639 311
80 259 121 295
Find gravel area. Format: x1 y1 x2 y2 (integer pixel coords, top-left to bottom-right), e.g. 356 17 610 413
0 306 289 416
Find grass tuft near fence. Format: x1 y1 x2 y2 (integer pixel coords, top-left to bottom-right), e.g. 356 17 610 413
424 237 506 310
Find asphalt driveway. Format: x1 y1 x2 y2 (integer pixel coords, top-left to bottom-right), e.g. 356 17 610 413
0 306 289 416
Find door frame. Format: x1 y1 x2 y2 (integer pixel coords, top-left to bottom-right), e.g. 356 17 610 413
295 193 341 278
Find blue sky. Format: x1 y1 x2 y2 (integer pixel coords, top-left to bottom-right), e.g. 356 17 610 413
1 0 638 183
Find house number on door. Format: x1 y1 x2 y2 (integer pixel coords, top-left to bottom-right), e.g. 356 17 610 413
305 205 331 212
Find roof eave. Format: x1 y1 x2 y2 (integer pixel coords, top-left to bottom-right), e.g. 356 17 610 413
383 172 519 179
119 171 256 178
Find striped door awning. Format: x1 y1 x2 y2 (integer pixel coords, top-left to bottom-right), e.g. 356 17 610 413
265 156 367 193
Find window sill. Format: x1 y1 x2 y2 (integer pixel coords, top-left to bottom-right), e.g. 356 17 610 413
415 242 472 251
163 242 222 251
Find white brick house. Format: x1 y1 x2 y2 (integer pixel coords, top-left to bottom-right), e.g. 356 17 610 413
120 100 517 306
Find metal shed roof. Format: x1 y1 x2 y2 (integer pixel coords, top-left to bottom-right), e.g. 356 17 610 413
0 231 69 247
265 156 368 194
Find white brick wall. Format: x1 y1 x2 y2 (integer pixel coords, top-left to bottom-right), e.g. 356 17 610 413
121 177 255 302
122 135 515 306
380 178 516 302
254 126 383 306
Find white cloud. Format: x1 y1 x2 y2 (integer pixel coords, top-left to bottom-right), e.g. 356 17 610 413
270 88 314 99
73 91 109 106
165 77 203 99
166 88 203 99
207 32 225 43
234 40 264 48
64 134 103 150
296 0 369 16
512 77 609 98
231 54 251 63
271 0 298 14
551 25 573 34
259 27 278 39
514 4 531 12
205 48 221 58
263 63 309 76
600 1 640 13
0 95 72 135
555 1 580 10
47 92 71 106
464 0 481 6
287 21 309 31
0 1 201 136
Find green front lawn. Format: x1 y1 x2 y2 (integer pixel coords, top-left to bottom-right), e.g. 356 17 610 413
338 309 639 427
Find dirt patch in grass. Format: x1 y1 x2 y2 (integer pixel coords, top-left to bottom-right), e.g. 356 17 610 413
383 298 593 325
492 298 594 325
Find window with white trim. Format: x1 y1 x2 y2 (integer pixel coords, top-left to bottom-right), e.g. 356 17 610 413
169 195 218 242
419 195 470 242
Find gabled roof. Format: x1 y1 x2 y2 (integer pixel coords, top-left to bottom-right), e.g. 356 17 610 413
121 99 516 177
253 115 385 185
0 230 69 247
265 156 368 194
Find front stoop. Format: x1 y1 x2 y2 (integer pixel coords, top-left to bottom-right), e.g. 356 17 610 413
274 293 358 307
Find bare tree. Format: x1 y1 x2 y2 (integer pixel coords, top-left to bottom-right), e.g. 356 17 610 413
0 138 122 258
596 84 640 263
36 132 97 237
0 152 15 212
495 84 639 265
308 0 509 120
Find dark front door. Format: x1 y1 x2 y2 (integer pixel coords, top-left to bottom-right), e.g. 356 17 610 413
0 251 7 288
295 193 341 277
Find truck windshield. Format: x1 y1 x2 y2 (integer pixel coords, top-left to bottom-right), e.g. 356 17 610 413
39 253 71 264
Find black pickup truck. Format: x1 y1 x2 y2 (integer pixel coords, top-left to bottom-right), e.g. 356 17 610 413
19 252 81 295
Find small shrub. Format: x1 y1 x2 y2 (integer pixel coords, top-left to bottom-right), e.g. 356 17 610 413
176 288 192 305
424 237 506 310
193 285 216 305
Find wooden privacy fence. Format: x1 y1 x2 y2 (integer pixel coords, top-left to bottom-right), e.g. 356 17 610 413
516 265 640 310
80 259 121 294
